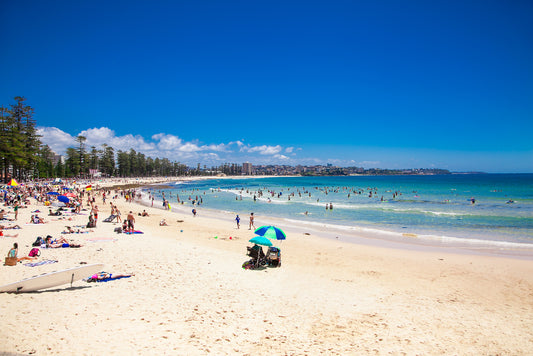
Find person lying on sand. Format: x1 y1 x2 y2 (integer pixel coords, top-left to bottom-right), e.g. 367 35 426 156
159 219 168 226
62 226 93 234
7 242 37 262
85 272 135 282
44 236 82 248
0 228 19 238
48 208 62 216
0 209 14 221
0 224 21 230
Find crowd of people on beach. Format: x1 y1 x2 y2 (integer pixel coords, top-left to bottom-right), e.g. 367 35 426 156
1 178 149 264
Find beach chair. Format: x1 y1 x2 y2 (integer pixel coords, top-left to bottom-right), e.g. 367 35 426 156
103 215 116 223
266 246 281 267
246 245 267 268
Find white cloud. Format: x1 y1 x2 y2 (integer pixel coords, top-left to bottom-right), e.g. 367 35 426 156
204 143 228 152
178 143 201 152
153 134 184 150
79 127 116 142
37 127 76 154
241 145 283 155
37 126 306 166
274 154 290 160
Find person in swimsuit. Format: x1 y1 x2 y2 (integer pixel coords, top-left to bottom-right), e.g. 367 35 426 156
7 242 37 262
249 213 255 230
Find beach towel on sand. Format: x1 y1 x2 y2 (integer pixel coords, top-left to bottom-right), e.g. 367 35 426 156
24 260 58 267
123 230 144 234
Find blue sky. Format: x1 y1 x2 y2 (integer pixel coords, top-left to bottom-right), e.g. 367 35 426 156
1 1 532 172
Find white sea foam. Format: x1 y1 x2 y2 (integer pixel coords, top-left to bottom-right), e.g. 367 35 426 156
282 218 533 250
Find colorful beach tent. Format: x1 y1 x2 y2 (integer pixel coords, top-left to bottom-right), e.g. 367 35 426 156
8 179 18 187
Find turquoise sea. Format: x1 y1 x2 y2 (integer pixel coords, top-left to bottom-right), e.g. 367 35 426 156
143 174 533 250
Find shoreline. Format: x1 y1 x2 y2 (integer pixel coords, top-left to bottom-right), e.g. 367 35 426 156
138 177 533 260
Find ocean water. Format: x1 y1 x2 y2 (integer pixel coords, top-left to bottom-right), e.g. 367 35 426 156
143 174 533 249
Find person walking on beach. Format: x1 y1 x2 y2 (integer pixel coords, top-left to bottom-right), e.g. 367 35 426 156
235 215 240 229
249 213 255 230
127 211 135 232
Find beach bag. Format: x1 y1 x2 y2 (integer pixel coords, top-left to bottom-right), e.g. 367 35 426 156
32 236 43 247
242 260 254 270
4 257 17 266
28 248 40 257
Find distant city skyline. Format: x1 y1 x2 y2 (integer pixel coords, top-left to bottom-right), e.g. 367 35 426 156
2 1 532 173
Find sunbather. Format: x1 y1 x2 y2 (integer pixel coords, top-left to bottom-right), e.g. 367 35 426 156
0 228 19 238
85 272 135 282
0 209 13 221
0 224 21 230
49 208 62 216
44 236 82 248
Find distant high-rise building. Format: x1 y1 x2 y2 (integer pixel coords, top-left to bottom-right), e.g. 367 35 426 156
243 162 253 175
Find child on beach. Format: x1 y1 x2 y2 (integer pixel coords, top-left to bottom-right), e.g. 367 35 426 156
235 215 240 229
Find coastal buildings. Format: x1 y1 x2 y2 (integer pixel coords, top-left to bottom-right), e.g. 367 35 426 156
242 162 253 175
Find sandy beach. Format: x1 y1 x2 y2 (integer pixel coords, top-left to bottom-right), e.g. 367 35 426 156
1 178 532 355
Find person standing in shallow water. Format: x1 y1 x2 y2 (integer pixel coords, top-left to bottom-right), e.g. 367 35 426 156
249 213 255 230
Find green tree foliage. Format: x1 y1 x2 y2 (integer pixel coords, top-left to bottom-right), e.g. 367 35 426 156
75 135 87 176
99 144 115 176
0 97 234 180
36 144 55 178
65 147 80 177
0 97 41 182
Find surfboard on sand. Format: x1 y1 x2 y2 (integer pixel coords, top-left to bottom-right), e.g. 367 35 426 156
0 263 104 293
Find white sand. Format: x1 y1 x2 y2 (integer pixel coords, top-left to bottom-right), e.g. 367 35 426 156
1 178 532 355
